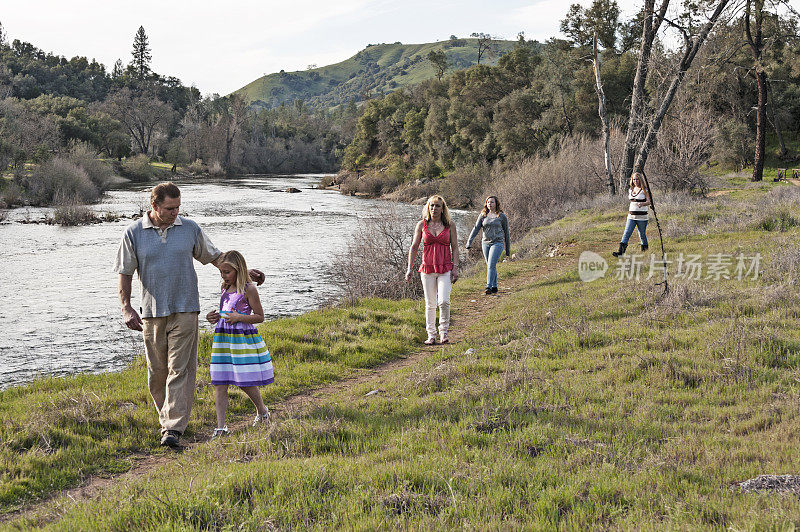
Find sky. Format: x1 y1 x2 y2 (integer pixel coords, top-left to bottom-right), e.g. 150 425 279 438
1 0 655 96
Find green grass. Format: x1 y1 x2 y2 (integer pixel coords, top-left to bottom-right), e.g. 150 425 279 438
5 175 800 528
0 299 423 513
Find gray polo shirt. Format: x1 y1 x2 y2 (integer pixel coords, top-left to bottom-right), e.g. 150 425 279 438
114 213 221 318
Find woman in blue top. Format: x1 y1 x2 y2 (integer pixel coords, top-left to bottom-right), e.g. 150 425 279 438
466 196 511 295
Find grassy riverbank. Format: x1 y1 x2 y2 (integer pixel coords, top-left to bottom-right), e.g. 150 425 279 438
0 300 423 514
4 174 800 528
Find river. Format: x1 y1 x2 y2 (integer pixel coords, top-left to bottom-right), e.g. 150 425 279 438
0 175 467 390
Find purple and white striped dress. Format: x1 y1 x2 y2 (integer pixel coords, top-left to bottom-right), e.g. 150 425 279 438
209 287 274 387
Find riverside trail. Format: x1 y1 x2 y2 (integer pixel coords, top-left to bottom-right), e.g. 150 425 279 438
3 244 582 528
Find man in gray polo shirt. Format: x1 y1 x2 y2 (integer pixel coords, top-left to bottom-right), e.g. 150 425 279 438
114 182 261 448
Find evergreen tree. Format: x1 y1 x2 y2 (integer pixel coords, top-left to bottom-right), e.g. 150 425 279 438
0 21 6 46
130 26 152 80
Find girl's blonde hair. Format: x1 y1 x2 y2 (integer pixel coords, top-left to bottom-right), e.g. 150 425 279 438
422 195 451 227
219 250 249 294
480 195 503 216
629 172 644 190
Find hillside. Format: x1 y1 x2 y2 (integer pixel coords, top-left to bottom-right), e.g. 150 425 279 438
234 38 522 109
4 174 800 528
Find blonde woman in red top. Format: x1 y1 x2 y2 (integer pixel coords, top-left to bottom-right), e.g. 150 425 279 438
405 195 460 345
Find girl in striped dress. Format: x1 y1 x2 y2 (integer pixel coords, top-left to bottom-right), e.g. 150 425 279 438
612 172 652 257
206 250 273 438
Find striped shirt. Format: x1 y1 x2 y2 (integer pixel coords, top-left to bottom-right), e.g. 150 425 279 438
628 188 649 221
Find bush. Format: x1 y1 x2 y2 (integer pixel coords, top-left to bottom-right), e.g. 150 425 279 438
756 210 800 232
438 163 489 208
649 107 714 193
187 159 206 175
67 142 114 190
121 154 155 182
208 160 225 177
329 206 423 300
1 182 23 207
485 132 615 239
52 202 98 226
17 157 99 205
714 119 752 170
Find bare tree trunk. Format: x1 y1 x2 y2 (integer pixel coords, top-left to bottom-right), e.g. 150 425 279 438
633 0 731 174
593 34 615 195
620 0 670 191
752 70 767 179
745 0 766 181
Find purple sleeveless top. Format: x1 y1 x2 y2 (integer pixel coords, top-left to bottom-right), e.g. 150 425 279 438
219 288 253 315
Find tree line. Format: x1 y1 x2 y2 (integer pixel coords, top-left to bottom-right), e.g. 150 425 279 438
340 0 800 194
0 23 351 185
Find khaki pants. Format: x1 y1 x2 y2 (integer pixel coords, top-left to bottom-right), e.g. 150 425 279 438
142 312 199 435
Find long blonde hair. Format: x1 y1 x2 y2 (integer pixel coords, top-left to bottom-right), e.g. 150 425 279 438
629 172 644 190
422 195 451 227
219 250 249 294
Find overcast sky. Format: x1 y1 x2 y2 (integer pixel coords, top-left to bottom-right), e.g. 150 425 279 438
1 0 659 96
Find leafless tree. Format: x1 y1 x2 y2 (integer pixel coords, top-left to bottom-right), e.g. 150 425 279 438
471 33 495 64
631 0 733 177
104 88 175 155
592 33 615 195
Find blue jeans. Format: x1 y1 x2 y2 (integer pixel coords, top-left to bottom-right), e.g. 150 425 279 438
482 241 504 289
621 219 648 246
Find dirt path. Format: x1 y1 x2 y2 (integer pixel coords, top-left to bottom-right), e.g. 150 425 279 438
5 250 580 527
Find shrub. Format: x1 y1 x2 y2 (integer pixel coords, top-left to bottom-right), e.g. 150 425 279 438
649 107 715 194
52 202 98 226
756 210 800 232
17 157 99 205
121 154 155 182
411 159 442 181
208 160 225 177
485 132 614 239
187 159 206 175
67 142 114 190
329 206 423 300
438 162 489 208
1 183 23 207
713 119 752 170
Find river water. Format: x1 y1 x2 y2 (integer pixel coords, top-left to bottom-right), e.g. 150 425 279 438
0 175 464 390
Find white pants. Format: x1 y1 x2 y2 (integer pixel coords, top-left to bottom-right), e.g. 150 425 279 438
421 271 452 339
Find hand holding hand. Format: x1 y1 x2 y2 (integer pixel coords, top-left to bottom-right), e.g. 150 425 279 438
249 269 265 286
122 305 143 331
224 311 244 324
206 310 220 324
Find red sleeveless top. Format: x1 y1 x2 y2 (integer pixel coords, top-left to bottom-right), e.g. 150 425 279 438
419 221 453 274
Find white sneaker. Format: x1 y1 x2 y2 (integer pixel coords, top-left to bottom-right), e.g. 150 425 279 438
212 426 229 439
253 408 270 426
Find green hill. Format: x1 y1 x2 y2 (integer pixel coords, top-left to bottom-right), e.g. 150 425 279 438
234 38 522 109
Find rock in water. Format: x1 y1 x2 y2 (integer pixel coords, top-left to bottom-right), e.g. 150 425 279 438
285 187 301 193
